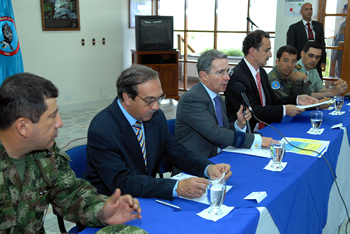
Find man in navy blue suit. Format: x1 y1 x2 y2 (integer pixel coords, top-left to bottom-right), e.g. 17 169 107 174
84 64 232 200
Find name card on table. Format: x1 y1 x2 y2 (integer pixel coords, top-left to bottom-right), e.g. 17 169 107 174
244 191 267 203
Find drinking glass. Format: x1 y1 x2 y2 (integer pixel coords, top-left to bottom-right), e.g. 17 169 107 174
207 177 226 215
310 111 323 133
270 140 286 169
333 96 344 115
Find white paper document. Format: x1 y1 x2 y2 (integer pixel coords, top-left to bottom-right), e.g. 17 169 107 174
296 99 333 109
223 146 271 158
171 173 232 205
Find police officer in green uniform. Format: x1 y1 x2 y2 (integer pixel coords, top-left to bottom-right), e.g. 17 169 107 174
0 73 143 234
296 41 348 100
268 45 311 98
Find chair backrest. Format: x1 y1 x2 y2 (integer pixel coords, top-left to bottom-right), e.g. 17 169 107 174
66 145 87 178
159 119 176 175
167 119 176 137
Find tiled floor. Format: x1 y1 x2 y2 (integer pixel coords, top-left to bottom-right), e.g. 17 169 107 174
45 98 178 233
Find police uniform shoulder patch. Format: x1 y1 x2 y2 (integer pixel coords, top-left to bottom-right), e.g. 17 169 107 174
271 80 280 90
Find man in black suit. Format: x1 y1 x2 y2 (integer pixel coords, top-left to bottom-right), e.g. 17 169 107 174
175 49 273 162
224 30 318 132
84 64 232 201
287 2 326 78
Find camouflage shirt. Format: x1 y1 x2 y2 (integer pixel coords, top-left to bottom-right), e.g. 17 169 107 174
268 66 311 98
0 143 109 234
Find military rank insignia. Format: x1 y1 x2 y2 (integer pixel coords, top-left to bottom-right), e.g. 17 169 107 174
271 81 280 89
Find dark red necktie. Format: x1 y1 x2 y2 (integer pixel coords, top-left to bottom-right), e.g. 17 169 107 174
306 22 314 40
256 72 265 129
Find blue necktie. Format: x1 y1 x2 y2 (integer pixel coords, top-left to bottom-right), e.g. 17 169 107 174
213 95 223 127
133 121 147 168
214 95 225 149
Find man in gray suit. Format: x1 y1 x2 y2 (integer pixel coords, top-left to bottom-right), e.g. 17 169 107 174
175 49 273 162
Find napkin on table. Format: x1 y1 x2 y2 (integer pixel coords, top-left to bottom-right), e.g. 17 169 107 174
197 204 234 222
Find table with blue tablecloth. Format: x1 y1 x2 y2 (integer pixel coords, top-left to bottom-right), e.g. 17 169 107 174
80 100 350 234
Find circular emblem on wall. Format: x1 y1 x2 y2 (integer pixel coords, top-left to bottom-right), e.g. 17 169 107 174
271 80 280 90
0 16 20 56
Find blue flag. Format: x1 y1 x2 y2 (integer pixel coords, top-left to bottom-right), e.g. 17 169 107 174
0 0 24 85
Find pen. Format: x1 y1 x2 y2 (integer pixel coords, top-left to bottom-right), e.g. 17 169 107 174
155 199 181 210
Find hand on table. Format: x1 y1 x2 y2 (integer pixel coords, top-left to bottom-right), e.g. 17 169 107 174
100 188 142 225
207 163 232 181
177 177 209 198
318 98 332 110
262 137 274 147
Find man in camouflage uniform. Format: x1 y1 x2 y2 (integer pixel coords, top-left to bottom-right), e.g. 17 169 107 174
268 45 311 98
0 73 142 233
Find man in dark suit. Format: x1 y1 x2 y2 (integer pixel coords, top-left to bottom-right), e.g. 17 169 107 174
84 64 232 201
287 2 326 78
225 30 318 132
175 49 273 162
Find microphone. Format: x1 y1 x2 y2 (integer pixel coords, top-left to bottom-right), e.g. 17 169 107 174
246 17 258 28
233 82 254 115
233 82 252 133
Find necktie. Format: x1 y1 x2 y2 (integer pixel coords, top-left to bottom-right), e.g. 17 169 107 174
133 121 147 168
213 95 223 127
306 22 314 40
256 72 265 129
213 95 224 149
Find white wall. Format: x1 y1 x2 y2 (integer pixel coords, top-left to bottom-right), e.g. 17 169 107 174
12 0 135 106
275 1 318 61
12 1 321 106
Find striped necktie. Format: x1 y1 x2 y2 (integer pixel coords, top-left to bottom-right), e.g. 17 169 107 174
256 72 265 129
133 121 147 168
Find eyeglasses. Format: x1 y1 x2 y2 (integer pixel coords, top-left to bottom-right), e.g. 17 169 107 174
138 94 166 106
210 68 231 77
305 52 321 60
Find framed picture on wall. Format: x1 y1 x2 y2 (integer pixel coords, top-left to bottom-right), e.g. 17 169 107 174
40 0 80 31
129 0 153 28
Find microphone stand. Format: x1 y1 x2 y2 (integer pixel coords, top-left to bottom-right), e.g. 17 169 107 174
246 17 259 31
243 103 252 133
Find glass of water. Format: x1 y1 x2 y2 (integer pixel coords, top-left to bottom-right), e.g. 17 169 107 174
333 96 344 115
270 140 286 169
207 177 226 215
310 111 323 134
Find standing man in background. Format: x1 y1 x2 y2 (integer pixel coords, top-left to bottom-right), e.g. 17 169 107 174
287 2 326 79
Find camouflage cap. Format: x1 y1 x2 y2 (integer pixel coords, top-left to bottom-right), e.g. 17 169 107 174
96 224 148 234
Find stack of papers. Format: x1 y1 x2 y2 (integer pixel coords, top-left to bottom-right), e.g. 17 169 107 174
296 99 333 109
